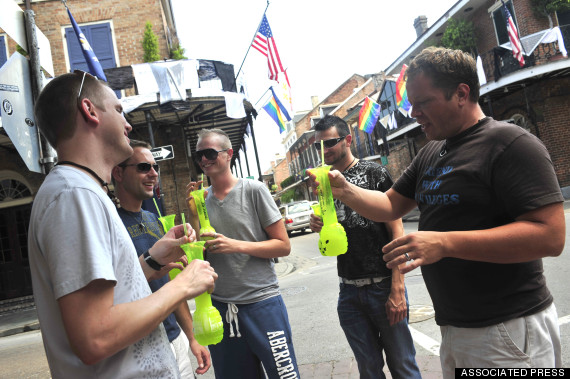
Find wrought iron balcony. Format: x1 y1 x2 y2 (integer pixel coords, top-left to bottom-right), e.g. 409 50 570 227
480 25 569 83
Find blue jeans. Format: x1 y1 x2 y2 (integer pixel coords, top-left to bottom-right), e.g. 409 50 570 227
337 280 421 379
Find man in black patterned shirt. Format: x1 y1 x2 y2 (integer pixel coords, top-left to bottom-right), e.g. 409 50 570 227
309 115 420 379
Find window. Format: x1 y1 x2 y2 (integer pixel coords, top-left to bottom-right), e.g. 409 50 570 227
0 35 7 68
557 9 570 26
64 22 119 96
0 179 31 203
490 0 517 45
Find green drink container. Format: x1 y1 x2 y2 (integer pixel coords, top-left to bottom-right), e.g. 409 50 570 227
158 214 176 234
312 165 348 257
186 241 223 346
191 189 216 240
310 203 321 217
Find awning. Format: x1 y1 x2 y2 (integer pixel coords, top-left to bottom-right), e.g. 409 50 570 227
124 93 256 167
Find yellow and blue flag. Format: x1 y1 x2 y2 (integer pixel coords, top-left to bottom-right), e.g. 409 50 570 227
67 7 107 81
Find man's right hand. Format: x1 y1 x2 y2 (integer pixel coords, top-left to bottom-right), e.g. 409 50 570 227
307 168 349 200
185 181 208 207
175 259 217 298
149 223 196 266
309 213 323 233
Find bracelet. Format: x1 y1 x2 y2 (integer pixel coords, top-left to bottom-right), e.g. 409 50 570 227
143 250 164 271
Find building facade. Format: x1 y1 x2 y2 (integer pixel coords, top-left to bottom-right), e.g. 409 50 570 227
0 0 178 301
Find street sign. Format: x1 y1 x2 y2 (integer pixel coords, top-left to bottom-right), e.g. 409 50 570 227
151 145 174 161
0 53 41 173
0 0 54 77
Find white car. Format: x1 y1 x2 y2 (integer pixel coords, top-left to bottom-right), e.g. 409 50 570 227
279 201 314 236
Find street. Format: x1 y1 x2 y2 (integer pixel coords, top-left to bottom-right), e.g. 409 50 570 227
0 213 569 378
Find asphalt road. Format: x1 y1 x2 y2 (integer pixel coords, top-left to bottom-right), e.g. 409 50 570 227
1 211 568 377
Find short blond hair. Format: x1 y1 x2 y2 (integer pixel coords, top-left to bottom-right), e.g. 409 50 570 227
197 128 232 150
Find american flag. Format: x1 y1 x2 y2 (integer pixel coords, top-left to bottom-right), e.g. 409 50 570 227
503 2 525 67
252 14 286 81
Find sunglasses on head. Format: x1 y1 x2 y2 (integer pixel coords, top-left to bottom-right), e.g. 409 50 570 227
194 148 228 162
74 70 97 100
119 162 160 173
314 136 346 150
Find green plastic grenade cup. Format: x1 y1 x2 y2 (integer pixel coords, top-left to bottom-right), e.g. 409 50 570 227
312 166 348 257
191 189 217 240
158 214 176 234
186 241 223 346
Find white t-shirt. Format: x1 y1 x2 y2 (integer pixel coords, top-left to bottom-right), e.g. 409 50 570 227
28 166 179 378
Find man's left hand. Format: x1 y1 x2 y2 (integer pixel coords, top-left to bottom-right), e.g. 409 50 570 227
383 231 446 274
386 289 407 326
202 232 235 254
189 339 211 375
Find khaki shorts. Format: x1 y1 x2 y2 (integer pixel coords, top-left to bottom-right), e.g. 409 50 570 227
439 303 561 379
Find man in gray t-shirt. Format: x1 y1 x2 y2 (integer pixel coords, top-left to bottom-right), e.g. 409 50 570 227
187 128 299 379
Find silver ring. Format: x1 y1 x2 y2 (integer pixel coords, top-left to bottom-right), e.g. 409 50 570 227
404 252 411 261
214 233 218 238
211 244 216 250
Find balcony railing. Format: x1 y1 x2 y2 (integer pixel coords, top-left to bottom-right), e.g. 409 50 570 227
480 25 569 83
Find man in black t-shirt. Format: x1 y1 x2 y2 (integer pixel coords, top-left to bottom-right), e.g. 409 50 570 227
309 116 420 379
309 48 565 376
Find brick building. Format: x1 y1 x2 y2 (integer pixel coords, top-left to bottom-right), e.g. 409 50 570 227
272 0 570 206
381 0 570 191
0 0 254 301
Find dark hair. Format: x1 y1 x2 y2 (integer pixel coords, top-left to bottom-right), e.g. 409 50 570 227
34 72 108 148
314 115 350 137
117 140 152 166
406 47 480 102
129 139 152 150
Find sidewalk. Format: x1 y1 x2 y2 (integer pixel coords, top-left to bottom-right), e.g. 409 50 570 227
298 355 442 378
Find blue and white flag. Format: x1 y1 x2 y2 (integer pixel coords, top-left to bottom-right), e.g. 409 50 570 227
67 8 107 81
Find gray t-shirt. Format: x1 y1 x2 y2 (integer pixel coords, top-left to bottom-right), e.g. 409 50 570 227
29 166 179 378
205 179 283 303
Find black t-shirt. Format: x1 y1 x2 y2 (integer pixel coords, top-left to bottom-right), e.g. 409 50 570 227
393 117 564 327
336 160 394 280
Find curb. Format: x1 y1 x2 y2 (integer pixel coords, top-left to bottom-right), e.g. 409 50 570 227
0 321 40 338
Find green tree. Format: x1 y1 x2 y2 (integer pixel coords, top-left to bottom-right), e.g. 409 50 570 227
170 43 187 60
142 22 161 62
280 175 296 189
530 0 570 28
440 18 477 55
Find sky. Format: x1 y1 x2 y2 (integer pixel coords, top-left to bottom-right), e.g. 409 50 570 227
170 0 458 174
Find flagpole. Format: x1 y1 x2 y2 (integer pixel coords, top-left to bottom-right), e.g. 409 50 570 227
232 1 270 91
254 87 271 108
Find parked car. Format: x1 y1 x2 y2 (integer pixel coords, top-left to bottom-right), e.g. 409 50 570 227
279 201 314 236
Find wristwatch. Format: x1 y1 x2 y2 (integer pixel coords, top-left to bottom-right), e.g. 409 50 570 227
143 250 164 271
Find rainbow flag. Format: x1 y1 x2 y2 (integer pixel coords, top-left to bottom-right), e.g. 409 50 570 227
358 97 381 134
263 93 288 133
396 64 411 113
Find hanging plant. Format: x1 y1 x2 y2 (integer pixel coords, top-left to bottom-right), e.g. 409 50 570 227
170 43 187 60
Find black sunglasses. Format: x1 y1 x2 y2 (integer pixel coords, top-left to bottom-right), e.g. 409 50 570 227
314 136 346 150
194 148 228 162
119 162 159 173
